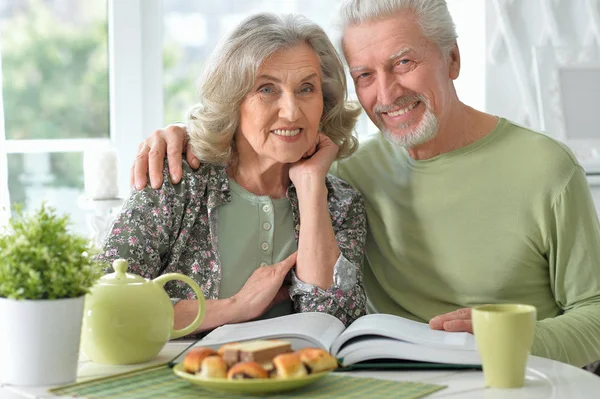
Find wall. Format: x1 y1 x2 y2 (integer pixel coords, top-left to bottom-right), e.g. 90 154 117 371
448 0 487 112
485 0 600 130
485 0 600 216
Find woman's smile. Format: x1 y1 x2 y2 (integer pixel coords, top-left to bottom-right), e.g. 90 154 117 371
271 127 303 142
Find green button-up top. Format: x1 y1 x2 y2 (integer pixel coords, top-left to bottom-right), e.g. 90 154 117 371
98 161 367 326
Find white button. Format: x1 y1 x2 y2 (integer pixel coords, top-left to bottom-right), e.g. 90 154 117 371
259 261 268 267
261 242 270 251
263 222 271 230
262 204 271 213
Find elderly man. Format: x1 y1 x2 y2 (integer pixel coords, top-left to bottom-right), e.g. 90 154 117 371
132 0 600 367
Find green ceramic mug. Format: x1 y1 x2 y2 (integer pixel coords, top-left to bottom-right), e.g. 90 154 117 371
472 304 537 388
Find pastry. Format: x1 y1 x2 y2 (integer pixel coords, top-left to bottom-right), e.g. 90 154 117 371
197 355 227 379
296 348 338 373
227 361 269 379
183 347 218 374
272 353 307 378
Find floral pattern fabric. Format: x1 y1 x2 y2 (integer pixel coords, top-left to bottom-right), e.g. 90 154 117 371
98 161 367 326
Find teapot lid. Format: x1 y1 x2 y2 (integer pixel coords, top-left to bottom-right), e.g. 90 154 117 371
98 259 147 285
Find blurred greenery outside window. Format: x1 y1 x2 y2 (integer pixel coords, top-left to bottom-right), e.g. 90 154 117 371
160 0 375 136
1 0 195 232
1 0 108 231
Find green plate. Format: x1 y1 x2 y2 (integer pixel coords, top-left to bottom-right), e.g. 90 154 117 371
172 362 332 394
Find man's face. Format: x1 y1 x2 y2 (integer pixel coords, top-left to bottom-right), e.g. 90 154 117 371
343 12 459 147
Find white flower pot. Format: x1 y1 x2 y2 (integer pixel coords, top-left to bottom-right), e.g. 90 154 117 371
0 296 85 386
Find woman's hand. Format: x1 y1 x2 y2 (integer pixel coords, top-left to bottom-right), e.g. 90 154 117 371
229 252 298 323
289 133 338 188
174 252 297 332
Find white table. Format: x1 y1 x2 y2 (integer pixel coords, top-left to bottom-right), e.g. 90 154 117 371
2 341 599 398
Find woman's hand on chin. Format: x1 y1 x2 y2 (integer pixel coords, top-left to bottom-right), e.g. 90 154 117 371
289 133 338 188
228 252 297 323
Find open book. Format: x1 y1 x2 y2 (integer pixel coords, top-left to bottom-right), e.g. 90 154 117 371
170 312 481 369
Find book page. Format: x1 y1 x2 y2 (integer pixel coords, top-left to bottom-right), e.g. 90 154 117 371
330 313 476 355
196 312 344 350
336 337 481 367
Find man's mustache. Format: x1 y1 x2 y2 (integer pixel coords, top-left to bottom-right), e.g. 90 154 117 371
373 94 428 114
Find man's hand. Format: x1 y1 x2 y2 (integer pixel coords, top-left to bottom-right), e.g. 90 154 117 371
229 252 297 323
429 308 473 333
131 123 199 190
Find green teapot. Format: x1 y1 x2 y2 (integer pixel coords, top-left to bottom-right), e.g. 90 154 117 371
81 259 206 364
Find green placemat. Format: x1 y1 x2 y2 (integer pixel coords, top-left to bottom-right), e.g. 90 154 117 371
51 365 446 399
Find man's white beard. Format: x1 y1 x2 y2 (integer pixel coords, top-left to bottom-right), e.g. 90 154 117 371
379 103 439 148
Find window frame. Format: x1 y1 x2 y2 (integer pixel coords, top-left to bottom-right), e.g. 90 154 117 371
109 0 164 196
0 37 8 227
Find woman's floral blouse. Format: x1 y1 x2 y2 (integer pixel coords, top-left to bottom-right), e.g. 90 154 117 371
98 161 367 326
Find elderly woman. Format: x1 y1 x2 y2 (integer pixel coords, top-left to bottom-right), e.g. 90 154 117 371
99 13 366 333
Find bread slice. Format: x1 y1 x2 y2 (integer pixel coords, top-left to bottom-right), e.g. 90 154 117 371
221 340 292 366
217 342 239 357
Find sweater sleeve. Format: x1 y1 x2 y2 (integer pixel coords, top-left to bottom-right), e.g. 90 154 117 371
289 183 368 326
532 165 600 366
97 162 189 285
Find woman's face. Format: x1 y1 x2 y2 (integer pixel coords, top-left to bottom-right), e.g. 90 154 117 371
237 44 324 164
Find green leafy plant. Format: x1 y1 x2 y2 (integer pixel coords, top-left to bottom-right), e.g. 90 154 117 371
0 203 103 300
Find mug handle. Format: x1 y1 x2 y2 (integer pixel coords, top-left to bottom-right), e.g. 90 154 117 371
153 273 206 339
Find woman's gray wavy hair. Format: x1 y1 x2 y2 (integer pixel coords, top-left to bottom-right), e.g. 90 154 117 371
339 0 457 56
186 13 362 165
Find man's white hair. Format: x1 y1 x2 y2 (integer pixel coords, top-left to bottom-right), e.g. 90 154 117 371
339 0 457 55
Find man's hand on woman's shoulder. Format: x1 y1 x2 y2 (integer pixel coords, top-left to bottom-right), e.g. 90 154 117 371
131 123 198 190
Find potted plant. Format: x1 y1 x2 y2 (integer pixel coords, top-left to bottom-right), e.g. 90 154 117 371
0 203 103 386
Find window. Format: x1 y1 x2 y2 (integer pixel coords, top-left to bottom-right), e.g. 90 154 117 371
0 0 109 234
160 1 485 140
0 0 486 233
161 0 377 139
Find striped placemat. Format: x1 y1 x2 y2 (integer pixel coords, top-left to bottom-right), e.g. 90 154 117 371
51 366 445 398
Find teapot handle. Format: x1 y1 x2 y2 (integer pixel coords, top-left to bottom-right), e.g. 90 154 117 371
153 273 206 339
